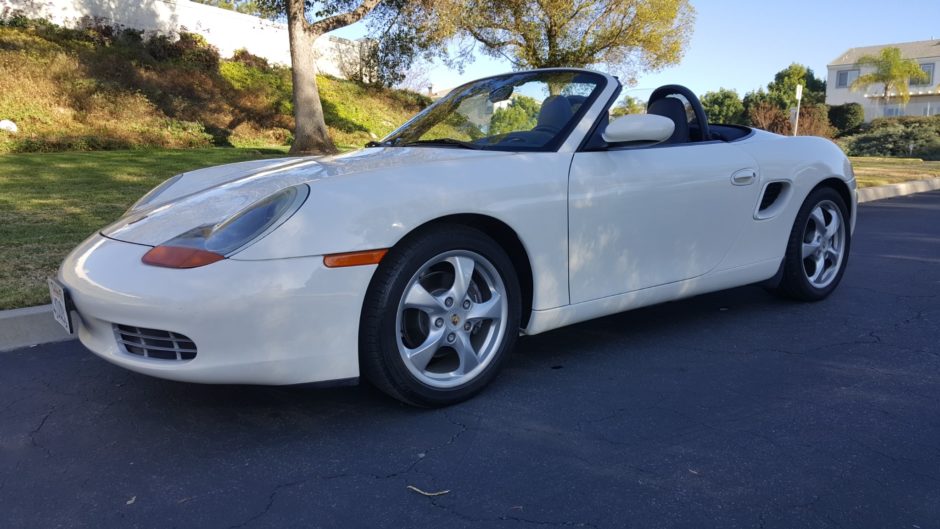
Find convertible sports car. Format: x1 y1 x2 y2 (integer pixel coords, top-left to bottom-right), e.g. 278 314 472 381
53 68 855 406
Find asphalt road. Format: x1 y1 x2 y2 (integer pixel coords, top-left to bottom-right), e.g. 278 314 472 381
2 191 939 529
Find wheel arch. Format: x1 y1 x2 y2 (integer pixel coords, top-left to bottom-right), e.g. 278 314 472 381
392 213 535 328
762 176 854 290
811 177 854 218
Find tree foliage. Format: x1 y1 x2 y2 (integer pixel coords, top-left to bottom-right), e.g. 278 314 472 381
850 46 929 107
421 0 695 83
741 64 827 133
489 95 540 135
766 63 826 109
610 95 646 117
700 88 745 125
354 0 442 88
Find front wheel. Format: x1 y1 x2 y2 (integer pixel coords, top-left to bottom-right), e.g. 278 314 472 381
359 225 521 407
774 187 851 301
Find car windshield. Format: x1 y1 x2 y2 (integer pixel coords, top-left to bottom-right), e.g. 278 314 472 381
381 70 606 151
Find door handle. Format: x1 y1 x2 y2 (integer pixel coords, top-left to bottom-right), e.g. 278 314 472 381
731 169 757 186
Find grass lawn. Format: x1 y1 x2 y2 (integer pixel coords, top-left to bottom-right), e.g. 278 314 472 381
1 149 939 311
0 148 286 310
851 157 940 188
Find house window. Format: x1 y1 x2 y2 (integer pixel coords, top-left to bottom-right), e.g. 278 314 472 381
836 69 859 88
911 63 934 86
884 105 904 117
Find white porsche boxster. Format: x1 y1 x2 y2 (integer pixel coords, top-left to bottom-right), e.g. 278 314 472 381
53 68 856 406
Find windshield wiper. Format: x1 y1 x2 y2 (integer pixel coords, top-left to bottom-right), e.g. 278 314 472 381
365 140 390 148
400 138 482 150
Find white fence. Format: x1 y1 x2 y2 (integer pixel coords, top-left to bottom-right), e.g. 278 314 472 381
0 0 364 78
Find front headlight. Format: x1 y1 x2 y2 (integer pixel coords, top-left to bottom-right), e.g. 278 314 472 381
141 184 309 268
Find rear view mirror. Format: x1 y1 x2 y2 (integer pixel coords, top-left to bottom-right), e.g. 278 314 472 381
602 114 674 144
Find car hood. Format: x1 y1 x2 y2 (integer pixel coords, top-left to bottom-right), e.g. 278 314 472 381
102 147 512 247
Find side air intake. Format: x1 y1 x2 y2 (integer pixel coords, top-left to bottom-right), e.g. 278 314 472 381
759 182 784 211
754 181 791 220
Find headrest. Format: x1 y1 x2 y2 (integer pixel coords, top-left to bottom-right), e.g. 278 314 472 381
536 95 574 132
647 97 689 144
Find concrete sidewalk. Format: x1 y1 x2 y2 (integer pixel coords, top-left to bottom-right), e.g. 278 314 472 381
2 176 940 352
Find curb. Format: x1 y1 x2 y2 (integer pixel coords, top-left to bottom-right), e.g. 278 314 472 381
0 304 72 352
1 177 939 353
857 177 940 203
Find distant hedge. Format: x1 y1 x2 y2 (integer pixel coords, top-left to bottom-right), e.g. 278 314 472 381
842 115 940 160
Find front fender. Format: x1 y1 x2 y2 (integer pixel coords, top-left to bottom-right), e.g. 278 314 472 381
716 135 856 270
234 151 574 311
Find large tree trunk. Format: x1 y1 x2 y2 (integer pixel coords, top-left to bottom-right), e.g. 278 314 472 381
287 5 337 155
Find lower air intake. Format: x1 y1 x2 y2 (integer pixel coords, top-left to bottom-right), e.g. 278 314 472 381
114 324 197 361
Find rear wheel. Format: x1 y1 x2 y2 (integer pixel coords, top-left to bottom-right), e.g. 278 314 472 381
360 225 521 407
775 187 850 301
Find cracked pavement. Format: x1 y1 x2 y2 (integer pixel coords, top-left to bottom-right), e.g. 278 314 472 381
1 191 938 528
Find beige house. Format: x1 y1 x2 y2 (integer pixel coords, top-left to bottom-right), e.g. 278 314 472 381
826 39 940 121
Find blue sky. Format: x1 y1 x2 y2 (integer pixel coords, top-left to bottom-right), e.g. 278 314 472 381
335 0 940 100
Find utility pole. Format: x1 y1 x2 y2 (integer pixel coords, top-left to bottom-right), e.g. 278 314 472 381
793 84 803 136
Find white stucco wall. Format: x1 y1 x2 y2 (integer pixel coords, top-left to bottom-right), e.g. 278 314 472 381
0 0 362 78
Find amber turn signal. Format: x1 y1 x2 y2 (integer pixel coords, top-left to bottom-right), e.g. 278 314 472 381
323 248 388 268
142 246 225 269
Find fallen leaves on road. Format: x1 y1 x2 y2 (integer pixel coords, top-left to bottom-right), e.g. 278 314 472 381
407 485 450 497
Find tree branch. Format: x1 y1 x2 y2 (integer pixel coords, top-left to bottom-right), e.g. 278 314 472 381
308 0 382 35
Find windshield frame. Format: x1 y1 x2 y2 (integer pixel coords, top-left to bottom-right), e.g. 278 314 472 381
380 69 611 153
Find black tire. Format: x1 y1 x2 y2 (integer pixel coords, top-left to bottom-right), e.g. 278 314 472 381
774 186 851 301
359 224 522 407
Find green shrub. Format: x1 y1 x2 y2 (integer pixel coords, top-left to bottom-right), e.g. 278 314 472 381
845 123 940 160
868 115 940 134
230 48 269 69
0 8 31 28
828 103 864 135
145 32 220 70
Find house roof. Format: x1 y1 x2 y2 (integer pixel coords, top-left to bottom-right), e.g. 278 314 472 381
829 39 940 66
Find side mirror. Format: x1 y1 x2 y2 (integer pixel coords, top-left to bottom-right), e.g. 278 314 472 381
602 114 675 144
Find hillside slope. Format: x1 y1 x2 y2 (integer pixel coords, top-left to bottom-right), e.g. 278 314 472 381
0 16 430 152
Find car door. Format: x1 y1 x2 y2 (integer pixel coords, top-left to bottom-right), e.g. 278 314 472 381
567 142 761 304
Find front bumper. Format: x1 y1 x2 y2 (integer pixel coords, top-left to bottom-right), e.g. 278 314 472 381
58 234 375 385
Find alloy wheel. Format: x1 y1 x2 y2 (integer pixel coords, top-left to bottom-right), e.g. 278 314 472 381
800 199 846 289
395 250 509 389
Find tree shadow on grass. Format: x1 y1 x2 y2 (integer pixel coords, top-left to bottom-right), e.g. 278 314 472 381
320 98 369 134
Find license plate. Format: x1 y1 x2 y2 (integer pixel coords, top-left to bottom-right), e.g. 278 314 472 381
48 278 73 335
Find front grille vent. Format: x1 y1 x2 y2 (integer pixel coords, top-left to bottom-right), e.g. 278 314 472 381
114 325 197 361
759 182 784 211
